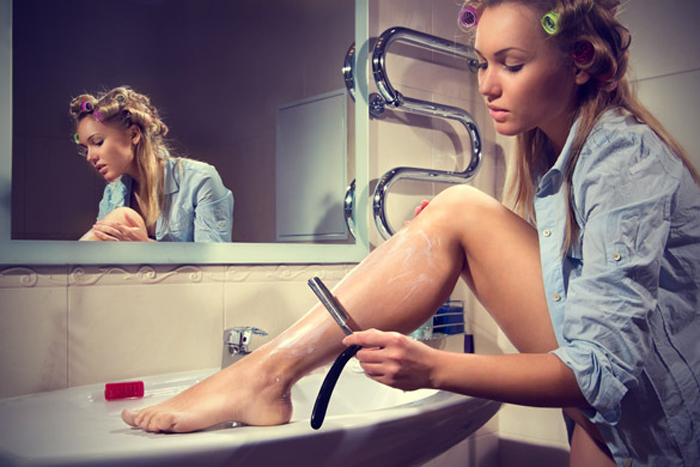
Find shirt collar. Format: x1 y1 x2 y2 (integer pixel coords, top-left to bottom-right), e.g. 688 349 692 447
536 118 581 196
162 157 180 196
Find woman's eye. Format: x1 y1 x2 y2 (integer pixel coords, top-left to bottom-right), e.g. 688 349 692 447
468 59 487 73
504 64 523 73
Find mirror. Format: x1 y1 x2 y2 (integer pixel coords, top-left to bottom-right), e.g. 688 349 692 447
0 0 370 264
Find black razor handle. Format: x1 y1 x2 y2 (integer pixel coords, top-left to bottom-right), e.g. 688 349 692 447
310 344 362 430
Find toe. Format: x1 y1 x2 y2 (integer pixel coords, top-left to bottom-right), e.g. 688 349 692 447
121 409 138 426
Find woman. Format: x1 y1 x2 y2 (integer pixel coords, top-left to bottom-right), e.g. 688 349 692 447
122 1 699 464
72 86 234 242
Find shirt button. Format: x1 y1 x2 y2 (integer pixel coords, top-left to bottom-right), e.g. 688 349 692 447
543 229 552 237
552 293 562 302
612 252 622 262
623 459 631 467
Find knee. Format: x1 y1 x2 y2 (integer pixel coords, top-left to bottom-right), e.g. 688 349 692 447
424 185 500 223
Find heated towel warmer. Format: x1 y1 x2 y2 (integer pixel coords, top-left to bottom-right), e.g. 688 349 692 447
344 27 483 240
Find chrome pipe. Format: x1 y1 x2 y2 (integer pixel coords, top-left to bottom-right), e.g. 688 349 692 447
342 42 356 102
370 27 482 239
372 27 475 108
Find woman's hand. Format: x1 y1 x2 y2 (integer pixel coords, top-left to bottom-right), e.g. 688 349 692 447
342 329 438 391
90 209 153 242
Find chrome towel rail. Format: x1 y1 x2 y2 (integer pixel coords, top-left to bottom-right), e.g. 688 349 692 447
371 27 483 240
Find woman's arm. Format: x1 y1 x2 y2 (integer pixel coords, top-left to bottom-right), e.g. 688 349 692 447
344 329 588 408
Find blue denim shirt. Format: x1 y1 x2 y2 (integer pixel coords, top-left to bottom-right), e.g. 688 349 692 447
536 110 700 466
97 157 234 242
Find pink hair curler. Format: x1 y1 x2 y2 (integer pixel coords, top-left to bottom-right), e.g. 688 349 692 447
459 6 478 30
104 380 144 400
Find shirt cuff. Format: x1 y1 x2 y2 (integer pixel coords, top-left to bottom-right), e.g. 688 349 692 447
551 346 628 425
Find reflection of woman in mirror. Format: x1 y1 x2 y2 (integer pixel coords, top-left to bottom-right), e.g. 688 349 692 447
71 86 234 242
122 1 699 464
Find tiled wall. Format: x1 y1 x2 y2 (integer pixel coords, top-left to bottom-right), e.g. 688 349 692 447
0 264 355 398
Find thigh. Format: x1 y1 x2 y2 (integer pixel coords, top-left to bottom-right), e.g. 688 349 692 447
420 185 556 353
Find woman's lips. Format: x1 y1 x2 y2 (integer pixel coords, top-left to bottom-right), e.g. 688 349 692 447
488 106 509 122
96 164 108 175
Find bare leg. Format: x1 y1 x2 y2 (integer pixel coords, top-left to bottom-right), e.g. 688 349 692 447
570 424 615 467
121 186 570 434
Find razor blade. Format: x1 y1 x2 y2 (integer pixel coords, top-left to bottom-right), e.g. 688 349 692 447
308 277 353 336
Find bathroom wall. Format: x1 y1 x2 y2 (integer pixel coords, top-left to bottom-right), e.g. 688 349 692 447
0 264 356 397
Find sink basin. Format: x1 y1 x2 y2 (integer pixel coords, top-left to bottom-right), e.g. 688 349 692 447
0 360 500 466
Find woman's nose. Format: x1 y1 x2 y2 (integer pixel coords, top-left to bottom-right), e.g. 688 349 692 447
86 148 98 163
478 68 500 99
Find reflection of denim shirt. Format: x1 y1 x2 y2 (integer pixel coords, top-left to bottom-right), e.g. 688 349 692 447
536 110 700 466
97 157 234 242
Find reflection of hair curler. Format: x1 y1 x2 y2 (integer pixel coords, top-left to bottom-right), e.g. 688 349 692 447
572 40 594 65
73 133 80 144
459 6 478 30
80 101 93 113
541 11 560 35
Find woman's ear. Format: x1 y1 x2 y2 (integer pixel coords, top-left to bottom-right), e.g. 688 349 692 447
129 124 141 145
574 67 591 85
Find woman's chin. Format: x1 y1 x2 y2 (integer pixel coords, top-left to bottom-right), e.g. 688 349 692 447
493 122 520 137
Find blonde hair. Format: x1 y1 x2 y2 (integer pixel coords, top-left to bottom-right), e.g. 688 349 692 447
462 0 698 252
70 86 170 230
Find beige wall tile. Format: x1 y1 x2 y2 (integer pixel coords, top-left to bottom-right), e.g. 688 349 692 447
67 265 225 386
223 264 353 341
0 267 69 398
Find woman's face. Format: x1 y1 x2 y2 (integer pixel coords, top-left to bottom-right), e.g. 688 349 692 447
474 3 585 150
76 117 138 182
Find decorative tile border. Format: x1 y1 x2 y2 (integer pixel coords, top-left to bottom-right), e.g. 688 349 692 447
68 264 225 287
0 266 68 288
224 264 355 283
0 263 357 288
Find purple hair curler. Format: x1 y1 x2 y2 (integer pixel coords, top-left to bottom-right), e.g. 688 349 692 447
459 6 478 30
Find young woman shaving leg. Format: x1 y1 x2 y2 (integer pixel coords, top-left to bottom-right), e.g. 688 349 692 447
122 184 556 431
124 1 700 465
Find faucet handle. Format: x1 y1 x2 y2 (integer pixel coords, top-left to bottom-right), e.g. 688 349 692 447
222 327 268 369
224 327 268 350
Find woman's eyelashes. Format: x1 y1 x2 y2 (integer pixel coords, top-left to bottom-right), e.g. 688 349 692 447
468 59 524 74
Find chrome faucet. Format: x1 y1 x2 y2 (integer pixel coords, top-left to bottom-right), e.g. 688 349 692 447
221 327 268 369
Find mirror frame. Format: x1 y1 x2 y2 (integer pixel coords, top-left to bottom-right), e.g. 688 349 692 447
0 0 370 265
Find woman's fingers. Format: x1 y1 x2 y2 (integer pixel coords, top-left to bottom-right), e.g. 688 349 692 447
344 329 435 391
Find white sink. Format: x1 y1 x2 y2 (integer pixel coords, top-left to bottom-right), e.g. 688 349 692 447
0 361 500 466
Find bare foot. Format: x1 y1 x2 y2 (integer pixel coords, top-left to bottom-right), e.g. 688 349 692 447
121 355 294 432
